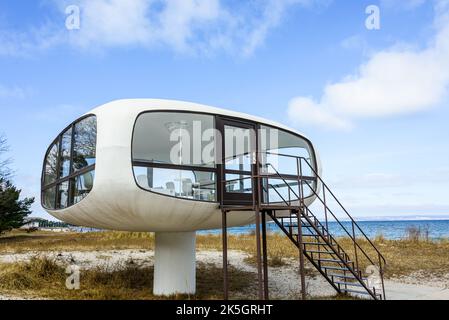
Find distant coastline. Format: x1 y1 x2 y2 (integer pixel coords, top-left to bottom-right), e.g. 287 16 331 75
28 215 449 240
351 215 449 222
200 219 449 240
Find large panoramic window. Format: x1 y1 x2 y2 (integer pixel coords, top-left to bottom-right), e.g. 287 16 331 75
41 115 97 210
132 112 217 202
259 126 316 202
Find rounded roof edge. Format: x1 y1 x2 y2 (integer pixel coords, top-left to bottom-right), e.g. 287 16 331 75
87 98 312 143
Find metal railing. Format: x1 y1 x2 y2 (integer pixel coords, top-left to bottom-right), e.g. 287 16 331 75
258 152 386 299
219 151 387 299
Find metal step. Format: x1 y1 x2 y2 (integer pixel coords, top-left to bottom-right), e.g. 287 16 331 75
285 224 319 229
327 273 367 281
318 258 353 264
334 281 365 288
322 266 350 271
303 238 336 245
296 233 320 237
302 224 319 228
340 288 371 296
302 242 327 246
305 250 336 255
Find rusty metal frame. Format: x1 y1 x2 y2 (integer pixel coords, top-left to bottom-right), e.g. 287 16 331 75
219 123 386 300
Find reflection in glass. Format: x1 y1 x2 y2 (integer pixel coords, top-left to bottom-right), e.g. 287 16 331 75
225 174 252 193
133 166 216 202
57 181 69 209
44 142 59 185
59 128 72 178
262 178 313 204
259 126 314 177
42 115 97 211
43 187 56 210
133 112 215 167
72 170 95 204
73 117 97 172
224 125 253 171
263 178 298 204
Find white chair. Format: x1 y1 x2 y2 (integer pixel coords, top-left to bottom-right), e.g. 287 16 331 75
182 179 193 197
137 175 149 189
166 182 176 196
83 172 94 190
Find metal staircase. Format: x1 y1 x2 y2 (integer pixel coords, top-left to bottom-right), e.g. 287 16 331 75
220 150 386 300
268 209 384 300
259 154 387 300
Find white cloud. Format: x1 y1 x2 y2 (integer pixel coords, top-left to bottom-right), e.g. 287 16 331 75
288 0 449 130
30 104 86 123
287 97 352 130
0 0 325 57
0 22 63 57
0 84 31 99
381 0 428 10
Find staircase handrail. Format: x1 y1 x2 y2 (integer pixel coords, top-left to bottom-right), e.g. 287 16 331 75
259 152 386 287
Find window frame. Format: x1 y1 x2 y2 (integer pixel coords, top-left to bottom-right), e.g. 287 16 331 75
131 110 219 203
41 114 97 210
131 110 319 204
43 141 59 186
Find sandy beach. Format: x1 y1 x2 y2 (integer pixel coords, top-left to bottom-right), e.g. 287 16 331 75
1 248 448 300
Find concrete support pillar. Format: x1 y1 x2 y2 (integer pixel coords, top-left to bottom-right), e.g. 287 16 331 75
153 231 196 296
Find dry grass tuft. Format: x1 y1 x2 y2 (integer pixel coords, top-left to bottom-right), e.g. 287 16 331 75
2 229 449 280
0 257 256 300
0 230 155 253
0 256 66 291
405 226 430 242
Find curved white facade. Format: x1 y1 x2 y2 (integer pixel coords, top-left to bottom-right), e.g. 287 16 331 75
42 99 321 232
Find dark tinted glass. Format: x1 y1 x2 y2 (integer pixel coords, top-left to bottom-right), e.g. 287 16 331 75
59 128 72 178
43 187 56 210
72 170 95 204
44 142 59 185
73 117 97 172
56 181 69 209
42 115 97 210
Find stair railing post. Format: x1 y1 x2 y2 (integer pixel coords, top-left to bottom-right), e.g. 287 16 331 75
222 209 229 300
297 158 304 208
296 157 308 300
296 209 307 300
253 151 257 210
379 254 386 300
323 187 329 237
352 222 359 273
261 211 269 300
255 209 264 300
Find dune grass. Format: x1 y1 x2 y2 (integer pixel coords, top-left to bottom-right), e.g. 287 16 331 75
0 230 155 253
0 256 256 300
2 229 448 300
2 229 449 279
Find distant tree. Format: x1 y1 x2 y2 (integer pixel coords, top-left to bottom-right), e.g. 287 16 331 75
0 178 34 234
0 134 12 180
0 135 34 233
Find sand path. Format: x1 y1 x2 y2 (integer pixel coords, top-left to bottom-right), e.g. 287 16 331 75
1 249 447 300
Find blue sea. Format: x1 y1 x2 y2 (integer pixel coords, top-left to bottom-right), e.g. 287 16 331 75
198 220 449 240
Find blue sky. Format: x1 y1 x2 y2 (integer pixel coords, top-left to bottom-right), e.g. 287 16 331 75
0 0 448 220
